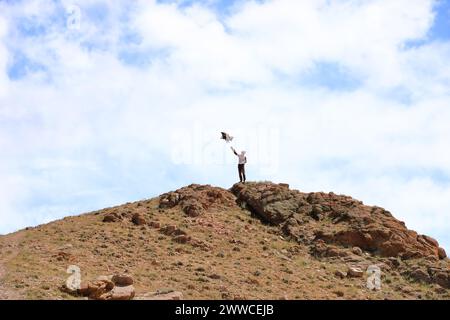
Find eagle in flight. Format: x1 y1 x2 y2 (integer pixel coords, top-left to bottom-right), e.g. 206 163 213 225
220 132 233 143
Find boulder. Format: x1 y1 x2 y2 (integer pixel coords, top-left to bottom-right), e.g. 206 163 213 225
148 221 161 228
438 247 447 260
433 272 450 289
182 200 203 217
84 279 115 299
131 212 146 225
410 269 430 283
347 266 364 278
387 257 401 268
109 285 135 300
231 182 303 224
112 274 134 286
103 212 120 222
159 192 180 208
310 205 324 221
310 241 348 258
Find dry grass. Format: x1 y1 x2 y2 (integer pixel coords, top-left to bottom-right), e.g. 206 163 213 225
0 197 448 300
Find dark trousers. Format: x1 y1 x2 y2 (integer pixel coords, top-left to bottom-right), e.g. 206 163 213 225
238 164 246 182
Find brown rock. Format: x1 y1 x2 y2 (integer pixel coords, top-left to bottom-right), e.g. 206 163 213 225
334 290 344 297
433 272 450 289
109 285 135 300
387 257 401 268
86 280 115 299
347 266 364 278
173 228 187 236
173 235 191 244
78 281 90 296
410 269 430 283
75 275 135 300
159 185 237 217
112 274 134 286
103 212 119 222
311 205 324 221
425 255 439 262
148 221 161 228
422 235 439 247
231 182 302 224
310 241 348 258
434 285 447 294
159 192 180 208
55 251 74 262
352 247 363 255
334 270 346 279
182 201 204 217
438 247 447 259
161 225 178 236
131 212 146 225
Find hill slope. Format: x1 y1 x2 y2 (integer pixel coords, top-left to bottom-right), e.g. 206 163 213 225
0 182 449 300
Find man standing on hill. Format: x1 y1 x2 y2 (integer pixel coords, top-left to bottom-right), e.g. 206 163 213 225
231 147 247 183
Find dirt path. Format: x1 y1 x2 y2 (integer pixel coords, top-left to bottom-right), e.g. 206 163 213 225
0 231 25 299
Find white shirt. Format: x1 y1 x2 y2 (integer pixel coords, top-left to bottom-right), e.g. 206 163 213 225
238 153 247 165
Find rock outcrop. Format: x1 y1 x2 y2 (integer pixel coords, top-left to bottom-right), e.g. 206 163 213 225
230 182 446 260
159 184 237 217
230 182 449 289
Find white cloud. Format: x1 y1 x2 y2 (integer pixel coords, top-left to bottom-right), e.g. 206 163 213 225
0 0 449 251
132 1 272 87
225 0 435 86
0 15 9 97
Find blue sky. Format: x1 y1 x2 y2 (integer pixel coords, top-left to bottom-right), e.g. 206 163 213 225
0 0 450 251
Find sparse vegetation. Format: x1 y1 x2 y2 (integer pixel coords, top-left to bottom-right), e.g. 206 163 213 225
0 183 449 300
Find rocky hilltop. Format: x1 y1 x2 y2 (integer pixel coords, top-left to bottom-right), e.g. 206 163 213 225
0 182 449 300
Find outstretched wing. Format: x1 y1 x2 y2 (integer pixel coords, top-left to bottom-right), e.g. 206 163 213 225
220 132 233 143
